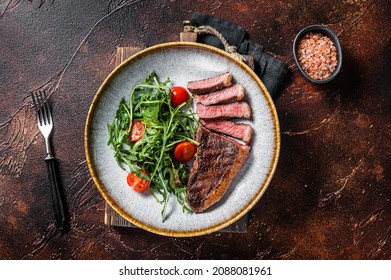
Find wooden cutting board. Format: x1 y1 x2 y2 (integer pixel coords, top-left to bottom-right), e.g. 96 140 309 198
104 46 249 233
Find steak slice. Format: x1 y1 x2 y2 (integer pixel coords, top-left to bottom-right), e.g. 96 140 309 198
187 72 232 94
200 119 253 145
187 126 251 212
193 83 245 106
196 102 252 120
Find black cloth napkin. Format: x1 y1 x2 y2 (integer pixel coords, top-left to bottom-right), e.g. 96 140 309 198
190 12 288 97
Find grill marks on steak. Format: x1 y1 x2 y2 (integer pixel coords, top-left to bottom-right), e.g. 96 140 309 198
187 126 250 212
200 119 253 145
196 102 252 120
187 72 232 94
193 83 245 106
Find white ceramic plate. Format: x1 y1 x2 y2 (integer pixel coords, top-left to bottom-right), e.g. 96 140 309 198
85 42 280 237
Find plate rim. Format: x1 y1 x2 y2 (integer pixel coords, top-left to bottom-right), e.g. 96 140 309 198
84 41 280 237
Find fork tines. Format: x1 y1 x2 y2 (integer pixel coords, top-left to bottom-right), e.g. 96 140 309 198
31 91 52 126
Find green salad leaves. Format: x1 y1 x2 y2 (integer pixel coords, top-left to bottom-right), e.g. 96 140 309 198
107 72 198 221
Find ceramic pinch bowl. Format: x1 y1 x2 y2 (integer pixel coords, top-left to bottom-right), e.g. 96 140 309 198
293 25 343 84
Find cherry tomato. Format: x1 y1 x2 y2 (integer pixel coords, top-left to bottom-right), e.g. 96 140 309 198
170 86 189 107
129 120 145 142
174 141 197 163
126 170 150 192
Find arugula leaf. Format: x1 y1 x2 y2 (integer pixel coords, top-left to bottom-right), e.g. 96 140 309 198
107 72 198 221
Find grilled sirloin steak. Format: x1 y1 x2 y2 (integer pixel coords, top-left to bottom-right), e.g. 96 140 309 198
193 83 245 106
187 126 250 212
200 119 253 145
196 101 252 120
187 72 232 94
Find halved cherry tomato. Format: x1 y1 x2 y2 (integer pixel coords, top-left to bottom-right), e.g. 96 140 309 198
170 86 189 107
174 141 196 163
129 120 145 142
127 170 150 192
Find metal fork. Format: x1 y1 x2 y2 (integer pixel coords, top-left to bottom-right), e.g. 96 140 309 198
32 91 66 230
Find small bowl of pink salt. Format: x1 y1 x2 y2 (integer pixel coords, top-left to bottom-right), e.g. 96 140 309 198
293 25 342 83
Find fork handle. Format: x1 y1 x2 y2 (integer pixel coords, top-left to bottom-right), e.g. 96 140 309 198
45 157 66 230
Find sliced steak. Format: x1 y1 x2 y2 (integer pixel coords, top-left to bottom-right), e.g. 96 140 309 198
200 119 253 145
187 126 250 212
193 84 245 106
187 72 233 94
196 102 252 120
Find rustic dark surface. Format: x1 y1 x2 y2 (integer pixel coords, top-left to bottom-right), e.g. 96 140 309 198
1 0 390 260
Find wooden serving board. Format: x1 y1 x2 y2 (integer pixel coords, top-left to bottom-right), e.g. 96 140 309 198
104 46 249 233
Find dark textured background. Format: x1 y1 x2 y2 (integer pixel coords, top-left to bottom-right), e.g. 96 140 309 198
0 0 390 259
